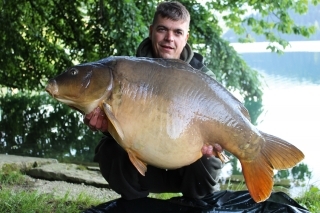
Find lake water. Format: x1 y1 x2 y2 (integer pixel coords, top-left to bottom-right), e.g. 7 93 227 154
256 72 320 195
229 43 320 195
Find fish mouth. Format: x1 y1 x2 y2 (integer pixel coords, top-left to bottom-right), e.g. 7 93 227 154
45 80 85 115
45 80 58 98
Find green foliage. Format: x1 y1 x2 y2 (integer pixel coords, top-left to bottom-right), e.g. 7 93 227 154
0 0 152 91
291 163 312 181
0 0 73 90
272 163 312 183
208 0 320 52
275 169 290 179
295 185 320 212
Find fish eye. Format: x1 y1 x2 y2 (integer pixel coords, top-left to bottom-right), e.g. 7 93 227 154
69 68 78 75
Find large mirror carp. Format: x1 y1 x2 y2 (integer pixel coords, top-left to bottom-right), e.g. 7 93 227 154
45 56 304 203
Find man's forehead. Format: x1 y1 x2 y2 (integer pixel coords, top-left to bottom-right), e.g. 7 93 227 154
154 16 189 31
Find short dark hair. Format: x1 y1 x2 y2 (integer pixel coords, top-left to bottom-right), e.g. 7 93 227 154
152 1 190 25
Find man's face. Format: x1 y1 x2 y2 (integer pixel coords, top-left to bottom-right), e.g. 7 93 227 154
149 15 189 59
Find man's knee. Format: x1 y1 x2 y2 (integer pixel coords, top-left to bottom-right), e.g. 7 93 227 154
94 135 124 162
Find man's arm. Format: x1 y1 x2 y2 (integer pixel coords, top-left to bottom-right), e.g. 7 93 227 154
200 65 216 79
190 52 216 79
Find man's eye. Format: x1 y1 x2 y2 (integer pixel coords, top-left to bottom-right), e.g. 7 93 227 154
174 31 183 36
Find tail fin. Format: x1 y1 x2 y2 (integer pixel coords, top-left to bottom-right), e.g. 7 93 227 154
240 131 304 203
261 131 304 169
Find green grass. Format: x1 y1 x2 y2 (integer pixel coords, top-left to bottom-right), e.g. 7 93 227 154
0 165 101 213
0 189 101 213
149 192 182 200
0 164 25 185
295 185 320 212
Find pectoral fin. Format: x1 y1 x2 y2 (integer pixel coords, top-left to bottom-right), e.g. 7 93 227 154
102 102 124 140
127 149 147 176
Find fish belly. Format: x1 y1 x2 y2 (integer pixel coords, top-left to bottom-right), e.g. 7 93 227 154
115 106 204 169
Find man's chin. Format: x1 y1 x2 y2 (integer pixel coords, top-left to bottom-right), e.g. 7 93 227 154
159 53 178 59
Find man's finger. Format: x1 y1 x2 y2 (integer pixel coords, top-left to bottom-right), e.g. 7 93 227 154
100 118 108 132
213 144 223 153
95 114 103 130
89 112 99 128
83 111 94 125
202 145 216 157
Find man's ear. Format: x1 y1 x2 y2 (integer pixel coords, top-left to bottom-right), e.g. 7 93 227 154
185 32 189 42
149 25 153 38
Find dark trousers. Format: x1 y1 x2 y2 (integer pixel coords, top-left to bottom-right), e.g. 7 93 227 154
94 134 223 200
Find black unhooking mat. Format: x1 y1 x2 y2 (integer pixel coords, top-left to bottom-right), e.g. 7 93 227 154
82 190 310 213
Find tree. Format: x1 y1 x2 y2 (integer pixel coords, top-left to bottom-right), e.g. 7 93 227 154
0 0 152 91
291 163 312 181
208 0 320 52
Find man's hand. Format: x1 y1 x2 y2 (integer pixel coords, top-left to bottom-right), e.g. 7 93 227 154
202 144 229 162
83 107 108 132
202 144 220 157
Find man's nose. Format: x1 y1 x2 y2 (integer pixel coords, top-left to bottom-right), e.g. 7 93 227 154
164 31 174 41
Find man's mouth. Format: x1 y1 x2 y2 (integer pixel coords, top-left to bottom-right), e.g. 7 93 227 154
160 45 174 50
